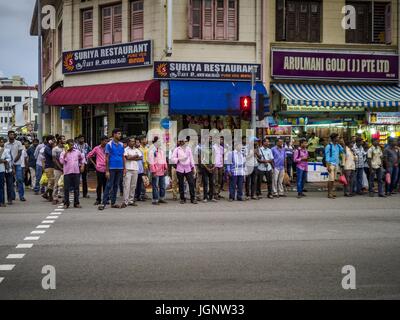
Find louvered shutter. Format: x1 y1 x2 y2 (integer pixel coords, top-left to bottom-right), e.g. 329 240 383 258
275 0 285 41
309 2 321 42
202 0 214 40
113 4 122 44
385 3 392 44
131 0 144 41
215 0 226 40
82 9 93 48
373 2 386 43
102 7 112 45
188 0 193 38
285 0 296 41
227 0 237 40
298 2 308 42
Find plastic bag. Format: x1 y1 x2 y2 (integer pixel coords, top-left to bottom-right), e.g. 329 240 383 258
40 172 48 186
338 174 348 185
58 174 64 188
165 175 171 189
362 171 369 189
385 172 391 185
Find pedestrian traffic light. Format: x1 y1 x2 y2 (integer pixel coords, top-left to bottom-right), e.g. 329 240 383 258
240 96 252 112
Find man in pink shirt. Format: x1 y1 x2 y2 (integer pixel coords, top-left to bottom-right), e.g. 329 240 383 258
170 137 197 204
60 139 85 209
148 137 168 205
87 136 108 206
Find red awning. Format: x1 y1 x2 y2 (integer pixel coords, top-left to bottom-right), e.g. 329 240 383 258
44 80 160 106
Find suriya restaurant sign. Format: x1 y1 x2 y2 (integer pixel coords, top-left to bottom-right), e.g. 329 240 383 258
62 40 152 74
271 48 398 81
153 61 261 81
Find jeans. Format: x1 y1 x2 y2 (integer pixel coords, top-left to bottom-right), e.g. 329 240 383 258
0 172 5 204
343 170 355 195
354 167 364 193
245 170 257 197
177 171 195 201
14 165 24 199
102 169 123 206
229 175 244 200
202 168 214 200
64 173 80 206
34 164 44 193
81 165 88 197
296 167 307 194
5 172 14 202
151 174 165 202
386 166 399 194
369 167 384 195
135 173 144 201
96 171 107 203
286 155 294 179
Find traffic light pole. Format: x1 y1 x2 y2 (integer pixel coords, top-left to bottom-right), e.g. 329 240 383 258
250 67 257 130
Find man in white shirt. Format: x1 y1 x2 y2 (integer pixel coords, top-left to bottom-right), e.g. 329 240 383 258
122 137 141 208
0 137 12 206
256 138 274 199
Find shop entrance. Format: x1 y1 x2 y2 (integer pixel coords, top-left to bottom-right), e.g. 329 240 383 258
115 112 148 137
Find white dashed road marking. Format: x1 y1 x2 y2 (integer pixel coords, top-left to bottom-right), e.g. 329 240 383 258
0 265 15 271
36 225 50 229
16 244 33 249
45 216 58 219
0 277 4 284
50 212 62 215
24 236 40 241
31 230 46 234
54 209 64 212
6 254 25 259
42 220 54 224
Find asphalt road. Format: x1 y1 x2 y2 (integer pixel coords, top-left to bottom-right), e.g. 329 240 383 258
0 189 399 300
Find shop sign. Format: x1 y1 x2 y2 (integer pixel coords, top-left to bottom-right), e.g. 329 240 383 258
62 40 152 74
115 105 149 113
369 112 400 124
153 61 261 81
272 48 398 81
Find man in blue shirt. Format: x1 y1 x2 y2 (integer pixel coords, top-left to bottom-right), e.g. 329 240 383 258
99 128 124 211
325 133 344 199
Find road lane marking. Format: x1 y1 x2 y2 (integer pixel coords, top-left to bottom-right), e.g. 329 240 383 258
42 220 55 224
54 209 64 212
6 254 25 259
0 265 15 271
24 236 40 241
45 216 58 219
0 277 4 284
36 225 50 229
50 212 62 215
31 230 46 234
16 244 33 249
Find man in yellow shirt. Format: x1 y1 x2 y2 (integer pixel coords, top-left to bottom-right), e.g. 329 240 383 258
307 132 320 159
139 136 149 200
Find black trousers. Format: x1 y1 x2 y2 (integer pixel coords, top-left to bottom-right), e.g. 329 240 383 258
81 165 88 197
201 168 214 200
177 171 195 201
257 169 273 196
96 171 107 202
245 170 258 197
135 173 144 200
64 173 80 206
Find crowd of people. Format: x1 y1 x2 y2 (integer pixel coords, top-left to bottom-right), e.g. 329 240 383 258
0 128 399 209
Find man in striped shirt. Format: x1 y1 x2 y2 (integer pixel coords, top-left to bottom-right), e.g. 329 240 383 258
226 143 246 201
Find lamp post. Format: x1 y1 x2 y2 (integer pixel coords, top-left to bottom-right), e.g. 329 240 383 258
37 0 43 140
250 66 257 131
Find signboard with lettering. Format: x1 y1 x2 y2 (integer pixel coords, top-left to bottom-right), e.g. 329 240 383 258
369 112 400 124
153 61 261 81
271 48 398 81
62 40 152 74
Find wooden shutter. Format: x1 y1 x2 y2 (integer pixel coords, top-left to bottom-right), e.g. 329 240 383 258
202 0 214 40
113 4 122 44
275 0 285 41
102 7 112 45
192 0 202 39
285 0 296 41
309 1 321 42
215 0 226 40
298 2 308 42
385 3 392 44
131 0 144 41
188 0 193 38
346 2 371 43
227 0 237 40
82 9 93 48
373 2 386 43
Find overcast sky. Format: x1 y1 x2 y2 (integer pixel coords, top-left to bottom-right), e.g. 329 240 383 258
0 0 38 85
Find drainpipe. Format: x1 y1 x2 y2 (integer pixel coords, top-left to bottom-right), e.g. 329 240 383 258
166 0 173 56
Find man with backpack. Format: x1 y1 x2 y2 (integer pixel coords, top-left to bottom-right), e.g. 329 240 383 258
324 133 344 199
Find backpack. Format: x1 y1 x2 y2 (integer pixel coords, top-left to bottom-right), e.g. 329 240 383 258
322 144 333 167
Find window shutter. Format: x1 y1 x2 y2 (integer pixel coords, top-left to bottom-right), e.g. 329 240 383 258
131 0 144 41
227 0 237 40
113 4 122 44
102 7 112 45
275 0 285 41
385 3 392 44
297 2 308 42
188 0 193 38
202 0 214 40
82 9 93 48
285 0 296 41
373 2 386 43
192 0 202 39
309 2 321 42
215 0 227 40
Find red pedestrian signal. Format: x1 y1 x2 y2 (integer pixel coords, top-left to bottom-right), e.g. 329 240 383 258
240 96 252 111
